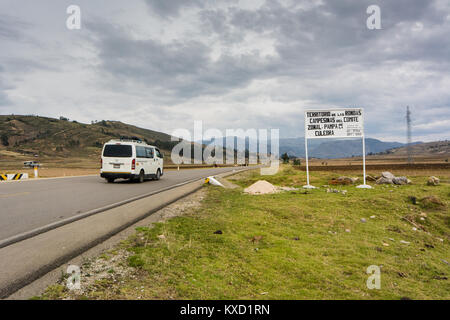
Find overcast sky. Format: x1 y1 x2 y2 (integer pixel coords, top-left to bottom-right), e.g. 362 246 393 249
0 0 449 142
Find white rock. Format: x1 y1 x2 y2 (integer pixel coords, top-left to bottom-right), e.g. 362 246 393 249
381 172 396 180
244 180 278 195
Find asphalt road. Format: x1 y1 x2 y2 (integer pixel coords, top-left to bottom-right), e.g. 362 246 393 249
0 167 239 242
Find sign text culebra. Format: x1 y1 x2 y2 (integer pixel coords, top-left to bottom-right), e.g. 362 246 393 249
304 109 364 139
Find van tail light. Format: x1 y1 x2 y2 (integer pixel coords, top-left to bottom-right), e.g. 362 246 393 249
131 159 136 170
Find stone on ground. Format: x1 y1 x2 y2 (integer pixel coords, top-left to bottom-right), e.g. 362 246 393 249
376 177 394 184
376 172 412 185
393 176 411 185
381 172 396 180
427 176 440 186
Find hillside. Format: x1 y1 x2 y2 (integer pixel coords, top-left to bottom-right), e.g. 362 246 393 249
0 115 177 159
384 140 450 157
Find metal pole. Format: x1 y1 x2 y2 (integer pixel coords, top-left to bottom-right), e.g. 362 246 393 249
305 135 310 186
357 108 371 189
362 135 366 185
406 106 413 164
356 134 372 188
303 135 315 188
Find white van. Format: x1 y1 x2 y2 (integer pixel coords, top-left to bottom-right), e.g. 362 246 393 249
100 139 164 183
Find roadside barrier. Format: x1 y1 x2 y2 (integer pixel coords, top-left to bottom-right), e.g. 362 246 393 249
0 173 29 181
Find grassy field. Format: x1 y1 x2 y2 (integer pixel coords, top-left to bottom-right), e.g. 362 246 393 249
40 165 449 300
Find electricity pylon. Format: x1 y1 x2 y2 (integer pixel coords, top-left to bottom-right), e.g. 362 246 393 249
406 106 413 164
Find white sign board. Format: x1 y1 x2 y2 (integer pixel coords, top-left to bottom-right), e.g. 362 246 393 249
304 109 364 139
302 108 371 189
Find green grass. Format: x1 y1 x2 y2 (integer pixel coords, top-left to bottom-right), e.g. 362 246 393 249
42 165 449 300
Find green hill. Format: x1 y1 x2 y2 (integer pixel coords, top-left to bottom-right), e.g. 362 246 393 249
0 115 177 159
386 141 450 157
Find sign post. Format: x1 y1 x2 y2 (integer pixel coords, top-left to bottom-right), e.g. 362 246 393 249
356 133 372 189
303 134 315 189
303 108 372 189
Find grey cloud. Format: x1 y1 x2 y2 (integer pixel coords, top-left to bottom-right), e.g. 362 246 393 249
0 66 13 107
199 9 245 44
86 20 278 102
0 14 30 40
0 91 11 107
82 1 450 139
221 0 449 68
144 0 204 17
0 0 448 142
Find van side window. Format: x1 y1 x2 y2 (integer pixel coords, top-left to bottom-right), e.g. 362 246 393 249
155 149 163 159
145 147 154 158
136 146 146 158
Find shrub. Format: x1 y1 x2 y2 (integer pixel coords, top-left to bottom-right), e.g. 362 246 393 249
420 196 446 210
1 134 9 146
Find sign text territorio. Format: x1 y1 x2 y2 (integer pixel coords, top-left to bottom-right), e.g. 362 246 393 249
305 109 364 139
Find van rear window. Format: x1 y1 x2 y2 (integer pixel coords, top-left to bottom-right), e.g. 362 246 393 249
103 145 132 157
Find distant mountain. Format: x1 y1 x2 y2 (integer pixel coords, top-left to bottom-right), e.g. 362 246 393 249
279 138 407 159
304 138 405 159
200 136 413 159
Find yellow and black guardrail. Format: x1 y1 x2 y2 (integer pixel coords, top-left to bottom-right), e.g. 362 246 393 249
0 173 29 181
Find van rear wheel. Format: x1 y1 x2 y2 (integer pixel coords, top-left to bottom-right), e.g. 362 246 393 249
155 169 161 181
138 170 145 183
107 178 115 183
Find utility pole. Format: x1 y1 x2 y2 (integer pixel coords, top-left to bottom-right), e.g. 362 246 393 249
406 106 413 164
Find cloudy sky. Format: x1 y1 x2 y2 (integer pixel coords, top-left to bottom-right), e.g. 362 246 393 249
0 0 449 142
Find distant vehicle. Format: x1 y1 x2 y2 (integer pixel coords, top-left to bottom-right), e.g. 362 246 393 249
100 139 164 183
24 161 41 168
